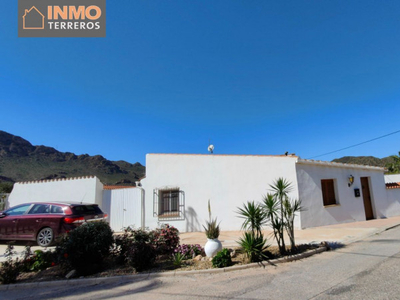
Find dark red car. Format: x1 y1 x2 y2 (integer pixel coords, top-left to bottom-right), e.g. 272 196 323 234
0 202 108 247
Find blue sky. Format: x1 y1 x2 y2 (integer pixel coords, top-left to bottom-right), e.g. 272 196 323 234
1 0 400 165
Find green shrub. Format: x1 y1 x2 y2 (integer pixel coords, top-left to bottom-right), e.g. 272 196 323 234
125 240 157 271
21 247 55 272
212 248 232 268
113 232 135 265
239 232 269 262
113 227 157 271
113 225 179 271
57 221 114 275
0 244 21 284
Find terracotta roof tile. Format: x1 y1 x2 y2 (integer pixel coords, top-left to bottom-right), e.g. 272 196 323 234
386 182 400 189
103 185 136 190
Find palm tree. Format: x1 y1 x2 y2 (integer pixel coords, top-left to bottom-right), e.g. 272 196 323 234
269 178 292 255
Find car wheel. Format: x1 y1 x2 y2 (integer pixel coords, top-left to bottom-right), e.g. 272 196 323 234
37 227 54 247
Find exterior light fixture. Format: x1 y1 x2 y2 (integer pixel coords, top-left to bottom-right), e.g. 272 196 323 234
348 175 354 187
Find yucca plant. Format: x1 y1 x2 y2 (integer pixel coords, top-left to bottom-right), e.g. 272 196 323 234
283 198 302 250
236 201 266 239
269 178 292 255
263 193 281 248
238 232 269 262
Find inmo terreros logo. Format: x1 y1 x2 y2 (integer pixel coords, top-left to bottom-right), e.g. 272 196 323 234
18 0 106 37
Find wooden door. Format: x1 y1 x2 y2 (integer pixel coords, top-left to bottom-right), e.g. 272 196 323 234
361 177 374 220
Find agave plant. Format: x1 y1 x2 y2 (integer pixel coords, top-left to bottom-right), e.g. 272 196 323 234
172 252 184 267
203 218 220 239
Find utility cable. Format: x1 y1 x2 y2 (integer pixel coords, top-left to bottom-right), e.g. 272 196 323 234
308 129 400 159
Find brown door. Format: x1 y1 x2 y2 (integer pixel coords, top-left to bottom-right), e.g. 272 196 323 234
361 177 374 220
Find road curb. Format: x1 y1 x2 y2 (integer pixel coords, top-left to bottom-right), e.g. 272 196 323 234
0 246 328 291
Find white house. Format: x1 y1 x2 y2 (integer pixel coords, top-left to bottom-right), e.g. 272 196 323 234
7 154 400 233
142 153 400 232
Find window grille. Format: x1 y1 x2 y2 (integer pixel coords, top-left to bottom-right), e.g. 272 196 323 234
153 188 185 220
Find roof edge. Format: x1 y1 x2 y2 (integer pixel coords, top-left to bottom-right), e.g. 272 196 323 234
297 158 385 171
147 153 299 158
386 182 400 189
15 175 99 185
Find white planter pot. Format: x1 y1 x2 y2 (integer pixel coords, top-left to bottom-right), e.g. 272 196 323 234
204 238 222 258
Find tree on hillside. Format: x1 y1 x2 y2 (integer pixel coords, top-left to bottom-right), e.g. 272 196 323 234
0 182 13 193
386 152 400 174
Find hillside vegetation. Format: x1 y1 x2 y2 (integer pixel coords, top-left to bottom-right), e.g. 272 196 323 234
332 156 394 167
0 131 145 186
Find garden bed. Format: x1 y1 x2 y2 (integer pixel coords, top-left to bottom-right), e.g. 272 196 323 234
13 244 321 284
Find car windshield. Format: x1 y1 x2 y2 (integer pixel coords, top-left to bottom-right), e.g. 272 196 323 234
5 204 32 216
71 205 103 215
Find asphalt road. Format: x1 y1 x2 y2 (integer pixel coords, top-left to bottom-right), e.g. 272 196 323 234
2 226 400 300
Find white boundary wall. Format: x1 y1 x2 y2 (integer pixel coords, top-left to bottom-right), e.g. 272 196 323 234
103 188 143 232
385 174 400 183
143 154 300 232
386 188 400 214
8 176 103 207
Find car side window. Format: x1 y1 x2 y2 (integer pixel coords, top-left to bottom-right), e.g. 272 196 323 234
6 204 32 216
50 205 64 214
28 204 50 214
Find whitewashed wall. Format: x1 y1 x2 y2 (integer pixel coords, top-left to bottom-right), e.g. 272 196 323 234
296 160 388 228
8 176 104 207
102 188 143 232
385 174 400 183
143 154 300 232
386 187 400 216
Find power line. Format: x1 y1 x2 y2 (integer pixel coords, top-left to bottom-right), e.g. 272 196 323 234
308 129 400 159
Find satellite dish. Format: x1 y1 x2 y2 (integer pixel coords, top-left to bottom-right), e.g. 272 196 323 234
208 144 214 154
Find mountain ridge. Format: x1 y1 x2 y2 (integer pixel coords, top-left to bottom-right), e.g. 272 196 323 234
332 155 394 167
0 130 145 185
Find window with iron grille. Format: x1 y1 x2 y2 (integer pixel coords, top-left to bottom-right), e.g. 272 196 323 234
153 188 185 220
321 179 337 206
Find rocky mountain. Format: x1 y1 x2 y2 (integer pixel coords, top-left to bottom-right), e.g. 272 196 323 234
0 131 145 186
